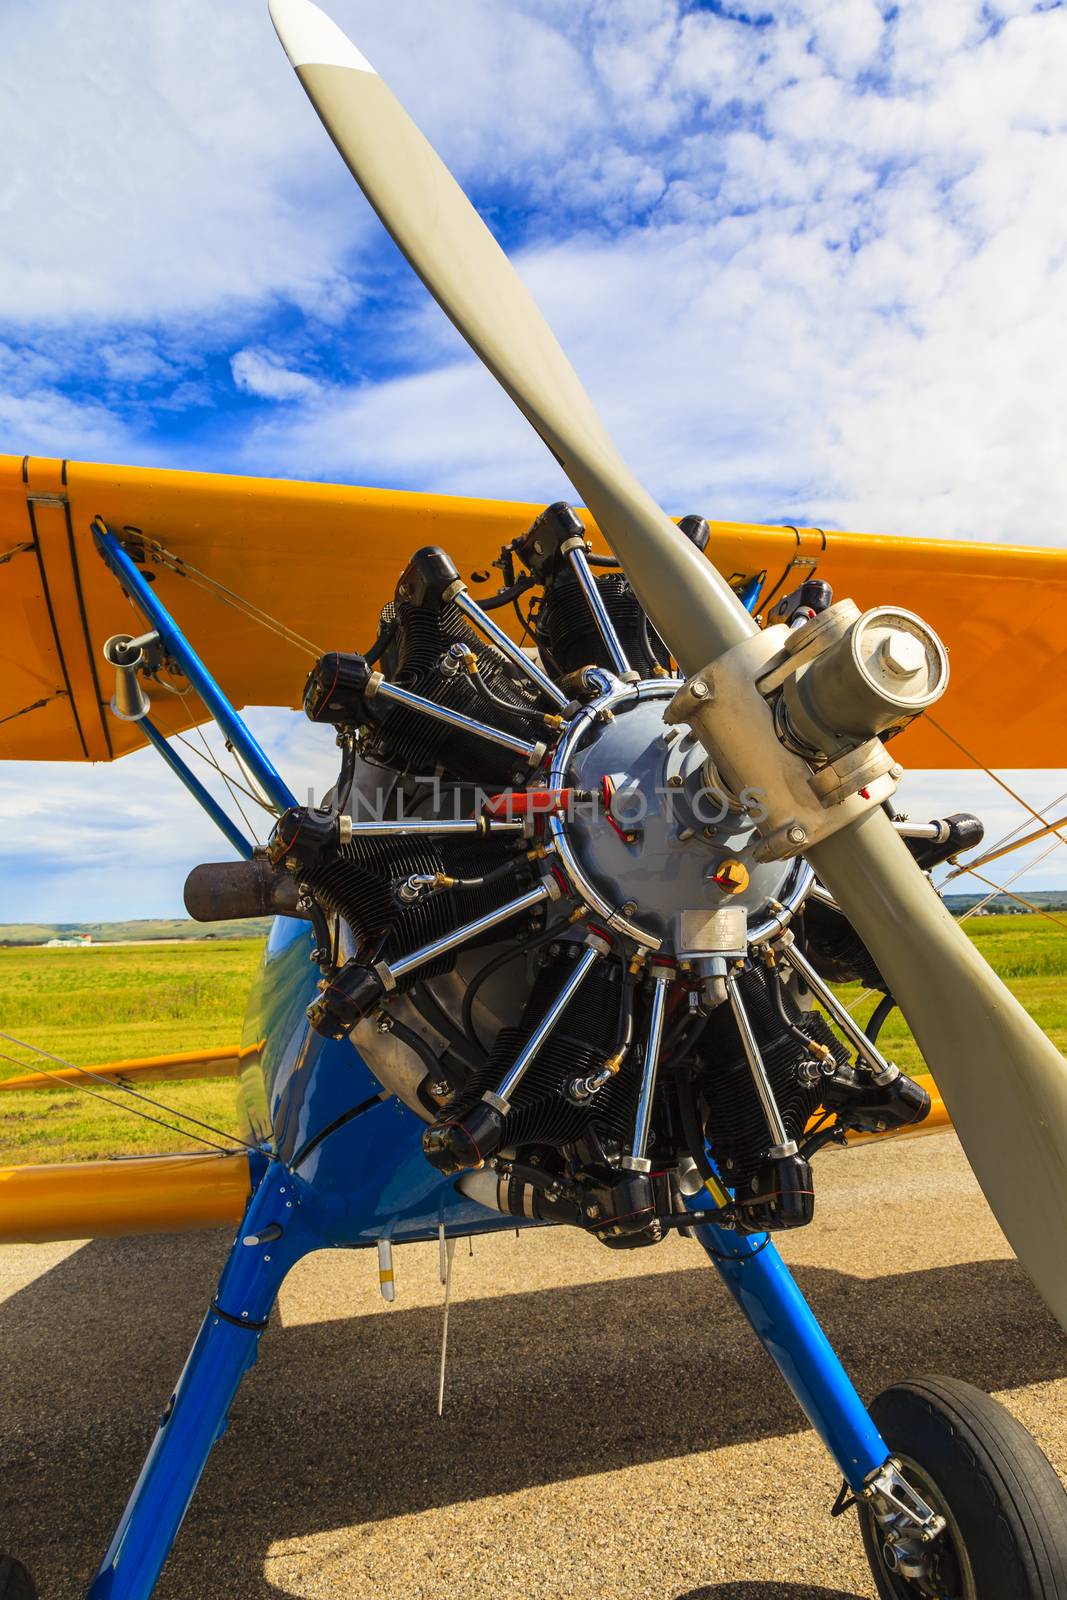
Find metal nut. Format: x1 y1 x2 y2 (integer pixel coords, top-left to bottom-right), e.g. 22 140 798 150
879 632 926 678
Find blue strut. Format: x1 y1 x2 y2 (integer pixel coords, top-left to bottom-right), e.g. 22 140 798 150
87 1162 308 1600
139 717 255 860
92 520 297 814
686 1200 888 1488
87 1193 892 1600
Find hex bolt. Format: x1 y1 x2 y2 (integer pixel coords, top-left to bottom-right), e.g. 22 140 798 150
879 632 926 678
788 825 807 845
690 679 710 699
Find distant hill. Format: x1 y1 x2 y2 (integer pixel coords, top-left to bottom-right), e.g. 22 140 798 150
0 917 273 946
942 891 1067 915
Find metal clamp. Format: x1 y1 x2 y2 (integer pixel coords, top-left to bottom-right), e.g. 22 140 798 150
864 1458 946 1543
664 628 899 862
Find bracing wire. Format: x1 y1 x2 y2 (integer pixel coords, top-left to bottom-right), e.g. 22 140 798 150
942 799 1067 883
0 1046 240 1155
226 738 277 813
959 870 1067 934
140 539 324 659
843 836 1066 1017
955 784 1067 865
150 674 276 815
102 533 313 837
167 725 274 812
192 722 262 846
0 1029 266 1157
957 838 1064 922
926 718 1067 849
836 722 1067 1021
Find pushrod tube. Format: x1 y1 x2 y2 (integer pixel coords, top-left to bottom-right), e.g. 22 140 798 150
490 942 601 1108
92 522 297 813
452 588 569 709
565 542 634 679
345 818 524 836
621 969 671 1171
372 676 544 762
725 972 793 1152
685 1199 889 1489
388 879 558 981
139 718 254 860
778 937 895 1077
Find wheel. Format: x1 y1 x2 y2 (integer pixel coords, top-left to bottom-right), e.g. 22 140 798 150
858 1376 1067 1599
0 1556 36 1600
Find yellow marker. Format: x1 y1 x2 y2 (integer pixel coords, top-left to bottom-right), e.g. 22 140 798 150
713 858 750 894
377 1238 396 1303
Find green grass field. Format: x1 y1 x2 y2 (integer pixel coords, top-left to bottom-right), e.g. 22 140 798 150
835 912 1067 1078
0 939 265 1165
1 915 1065 1167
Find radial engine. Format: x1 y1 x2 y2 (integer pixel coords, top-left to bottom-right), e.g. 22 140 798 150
257 504 979 1246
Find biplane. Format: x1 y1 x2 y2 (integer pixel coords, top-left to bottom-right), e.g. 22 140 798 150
3 1 1067 1595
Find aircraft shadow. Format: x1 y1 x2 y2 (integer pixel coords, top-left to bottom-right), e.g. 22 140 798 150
1 1232 1063 1599
675 1587 870 1600
679 1589 866 1600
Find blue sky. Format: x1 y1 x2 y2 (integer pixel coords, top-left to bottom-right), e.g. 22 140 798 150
2 0 1066 921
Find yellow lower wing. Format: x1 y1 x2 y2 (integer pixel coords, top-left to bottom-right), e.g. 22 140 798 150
0 1094 947 1243
3 452 1065 768
0 1044 251 1093
0 1152 252 1243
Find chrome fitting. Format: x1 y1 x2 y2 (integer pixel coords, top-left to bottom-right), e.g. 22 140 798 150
864 1459 946 1544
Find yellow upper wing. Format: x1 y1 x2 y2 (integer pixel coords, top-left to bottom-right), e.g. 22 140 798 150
3 451 1064 769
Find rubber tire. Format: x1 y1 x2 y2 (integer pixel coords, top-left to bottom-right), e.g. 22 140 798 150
0 1557 36 1600
859 1376 1067 1599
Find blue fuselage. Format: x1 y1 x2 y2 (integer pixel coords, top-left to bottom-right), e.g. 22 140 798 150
241 914 512 1247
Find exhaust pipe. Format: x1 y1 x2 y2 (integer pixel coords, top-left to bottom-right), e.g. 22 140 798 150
183 860 309 923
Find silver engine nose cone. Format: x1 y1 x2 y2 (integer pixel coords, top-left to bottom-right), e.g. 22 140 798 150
551 683 795 952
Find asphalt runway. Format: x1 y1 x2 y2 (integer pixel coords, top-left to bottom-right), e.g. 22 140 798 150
3 1132 1066 1600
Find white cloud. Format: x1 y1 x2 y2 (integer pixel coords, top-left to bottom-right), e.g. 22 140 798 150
2 715 1065 924
809 0 887 77
3 0 1067 916
0 710 344 923
0 2 364 326
225 1 1067 544
231 348 322 401
0 385 134 461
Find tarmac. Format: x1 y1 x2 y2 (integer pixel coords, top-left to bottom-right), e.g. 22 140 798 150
2 1130 1066 1600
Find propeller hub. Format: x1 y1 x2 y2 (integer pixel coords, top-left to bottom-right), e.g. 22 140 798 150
548 680 794 952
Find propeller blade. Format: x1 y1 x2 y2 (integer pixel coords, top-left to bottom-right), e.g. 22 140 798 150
811 811 1067 1330
267 0 753 677
270 0 1067 1331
